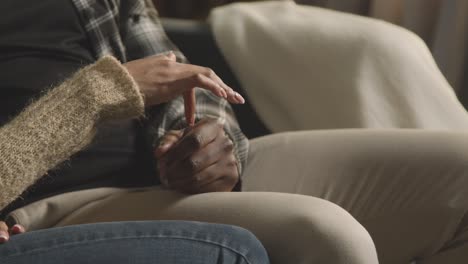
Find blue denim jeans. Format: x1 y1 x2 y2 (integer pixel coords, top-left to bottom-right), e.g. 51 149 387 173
0 221 269 264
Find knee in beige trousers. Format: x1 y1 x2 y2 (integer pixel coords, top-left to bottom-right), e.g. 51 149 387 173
243 130 468 264
57 190 378 264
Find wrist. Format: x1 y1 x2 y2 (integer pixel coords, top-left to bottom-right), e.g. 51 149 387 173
82 56 145 121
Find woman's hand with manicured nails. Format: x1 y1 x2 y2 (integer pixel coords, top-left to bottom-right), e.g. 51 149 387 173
124 52 245 107
0 221 26 244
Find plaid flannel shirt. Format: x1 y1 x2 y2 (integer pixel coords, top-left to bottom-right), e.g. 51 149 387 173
71 0 249 176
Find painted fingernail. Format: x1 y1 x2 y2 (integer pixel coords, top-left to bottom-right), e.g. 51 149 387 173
11 225 23 234
0 232 9 243
235 92 245 104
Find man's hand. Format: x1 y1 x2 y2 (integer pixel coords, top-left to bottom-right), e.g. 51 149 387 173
154 118 239 194
0 221 26 244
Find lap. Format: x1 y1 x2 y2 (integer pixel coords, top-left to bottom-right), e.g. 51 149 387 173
0 221 266 264
55 189 377 264
244 129 468 263
18 129 468 263
245 129 468 209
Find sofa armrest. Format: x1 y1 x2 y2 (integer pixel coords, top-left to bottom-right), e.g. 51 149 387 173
161 18 270 139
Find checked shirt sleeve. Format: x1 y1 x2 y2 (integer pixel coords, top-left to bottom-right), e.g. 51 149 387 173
121 0 249 176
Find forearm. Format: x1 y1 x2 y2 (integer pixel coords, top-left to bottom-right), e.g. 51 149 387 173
0 56 144 210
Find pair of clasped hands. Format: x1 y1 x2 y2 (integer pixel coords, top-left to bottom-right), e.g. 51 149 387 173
130 52 245 194
0 52 245 243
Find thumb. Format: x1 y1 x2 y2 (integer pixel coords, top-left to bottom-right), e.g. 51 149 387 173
154 130 184 158
154 142 175 158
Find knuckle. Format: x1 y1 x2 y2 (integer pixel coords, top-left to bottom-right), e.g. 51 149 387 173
213 119 223 128
193 73 204 82
205 68 215 77
223 138 234 152
227 156 238 168
191 173 202 182
187 158 200 173
159 59 172 67
206 118 223 130
188 133 204 149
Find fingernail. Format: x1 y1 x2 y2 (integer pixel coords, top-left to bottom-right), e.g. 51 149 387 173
160 143 170 149
156 143 169 153
235 92 245 104
0 232 9 243
11 225 23 234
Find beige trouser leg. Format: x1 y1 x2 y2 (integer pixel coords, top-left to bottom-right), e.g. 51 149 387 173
57 189 378 264
242 130 468 264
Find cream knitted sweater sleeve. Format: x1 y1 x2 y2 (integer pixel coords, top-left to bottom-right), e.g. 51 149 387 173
0 56 145 210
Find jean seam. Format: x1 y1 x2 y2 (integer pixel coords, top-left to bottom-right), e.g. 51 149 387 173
2 235 253 264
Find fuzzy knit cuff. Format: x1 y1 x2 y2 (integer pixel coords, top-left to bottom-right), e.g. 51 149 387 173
0 56 144 211
76 56 145 121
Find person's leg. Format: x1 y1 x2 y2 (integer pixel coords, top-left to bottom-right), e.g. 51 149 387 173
242 130 468 264
0 221 268 264
55 190 378 264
